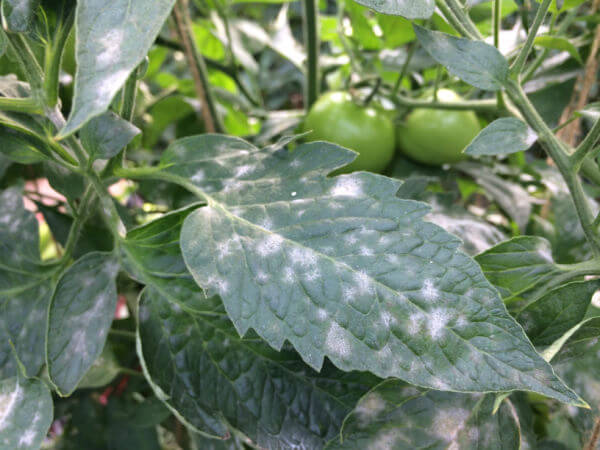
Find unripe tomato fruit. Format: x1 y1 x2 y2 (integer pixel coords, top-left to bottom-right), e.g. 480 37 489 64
303 91 396 174
396 89 482 166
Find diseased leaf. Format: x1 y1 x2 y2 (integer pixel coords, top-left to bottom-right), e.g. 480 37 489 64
464 118 538 157
517 280 600 346
1 0 39 32
125 208 375 445
162 134 583 405
138 286 374 446
326 380 520 449
0 374 53 449
0 186 56 378
414 25 508 91
47 251 119 395
80 111 140 161
59 0 177 137
577 102 600 122
352 0 434 19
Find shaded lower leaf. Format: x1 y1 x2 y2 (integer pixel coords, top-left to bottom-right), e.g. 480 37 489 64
47 251 119 395
80 111 140 161
137 286 375 447
326 380 520 449
77 344 121 389
517 280 600 346
0 374 53 449
464 118 537 157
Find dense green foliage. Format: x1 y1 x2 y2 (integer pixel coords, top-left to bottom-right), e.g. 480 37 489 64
0 0 600 449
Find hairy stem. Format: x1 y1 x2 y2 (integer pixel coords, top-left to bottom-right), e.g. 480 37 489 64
435 0 477 39
571 118 600 169
58 186 95 266
172 0 223 133
302 0 320 109
44 10 74 108
444 0 483 39
0 96 42 114
511 0 552 75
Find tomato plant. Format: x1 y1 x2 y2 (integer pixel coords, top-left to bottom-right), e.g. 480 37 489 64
0 0 599 448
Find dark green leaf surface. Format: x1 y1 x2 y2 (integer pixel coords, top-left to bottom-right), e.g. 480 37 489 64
47 251 119 395
0 186 56 377
534 36 582 64
552 317 600 363
352 0 434 19
327 380 520 449
517 280 600 346
414 26 508 91
59 0 177 137
163 134 583 405
1 0 39 32
80 111 140 161
0 374 53 449
464 118 538 156
137 287 373 446
476 236 571 302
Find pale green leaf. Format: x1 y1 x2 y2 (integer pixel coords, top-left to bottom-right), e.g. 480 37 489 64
0 374 53 449
0 186 56 378
326 380 520 449
576 102 600 122
80 111 140 161
517 280 600 346
465 118 538 156
77 344 121 389
47 251 119 395
414 25 509 91
1 0 39 32
59 0 177 137
161 134 583 405
352 0 434 19
534 35 582 64
137 287 374 446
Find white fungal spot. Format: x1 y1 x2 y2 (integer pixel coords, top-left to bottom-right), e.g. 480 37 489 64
19 429 36 447
380 311 393 328
355 392 386 426
291 191 297 197
256 235 284 256
368 429 401 450
283 267 295 283
330 177 363 197
537 242 553 263
326 323 351 357
354 270 373 294
234 164 255 177
256 271 269 283
96 29 125 66
191 169 205 183
289 247 317 267
407 312 424 335
359 246 374 256
317 308 327 320
421 279 439 301
344 235 358 245
433 408 470 442
428 308 451 340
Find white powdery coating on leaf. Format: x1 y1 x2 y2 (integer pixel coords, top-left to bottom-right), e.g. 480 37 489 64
537 242 554 263
289 247 317 267
433 408 470 442
256 235 284 256
428 308 451 340
326 323 351 357
354 270 374 294
19 429 36 447
190 169 205 183
407 312 424 335
316 308 327 320
368 429 401 450
234 164 256 177
330 177 363 197
355 392 386 426
96 29 125 66
0 383 20 431
421 279 439 301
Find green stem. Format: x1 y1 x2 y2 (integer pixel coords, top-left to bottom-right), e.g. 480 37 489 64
391 43 418 96
5 34 44 95
119 72 138 122
432 66 443 101
505 79 600 255
444 0 483 39
511 0 552 75
44 11 74 108
302 0 320 110
173 0 224 133
435 0 477 39
0 96 42 114
393 92 498 112
571 118 600 169
58 186 95 266
493 0 502 48
363 78 381 106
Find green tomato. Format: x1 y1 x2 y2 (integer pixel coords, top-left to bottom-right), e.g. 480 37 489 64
396 89 482 166
303 91 396 174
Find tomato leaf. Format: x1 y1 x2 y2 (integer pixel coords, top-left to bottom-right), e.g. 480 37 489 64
80 111 140 162
326 380 521 449
464 118 538 156
0 186 56 378
137 286 374 446
414 25 509 91
517 280 600 347
162 134 585 406
534 35 583 64
58 0 176 137
352 0 435 19
1 0 39 33
47 252 119 395
0 373 53 449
